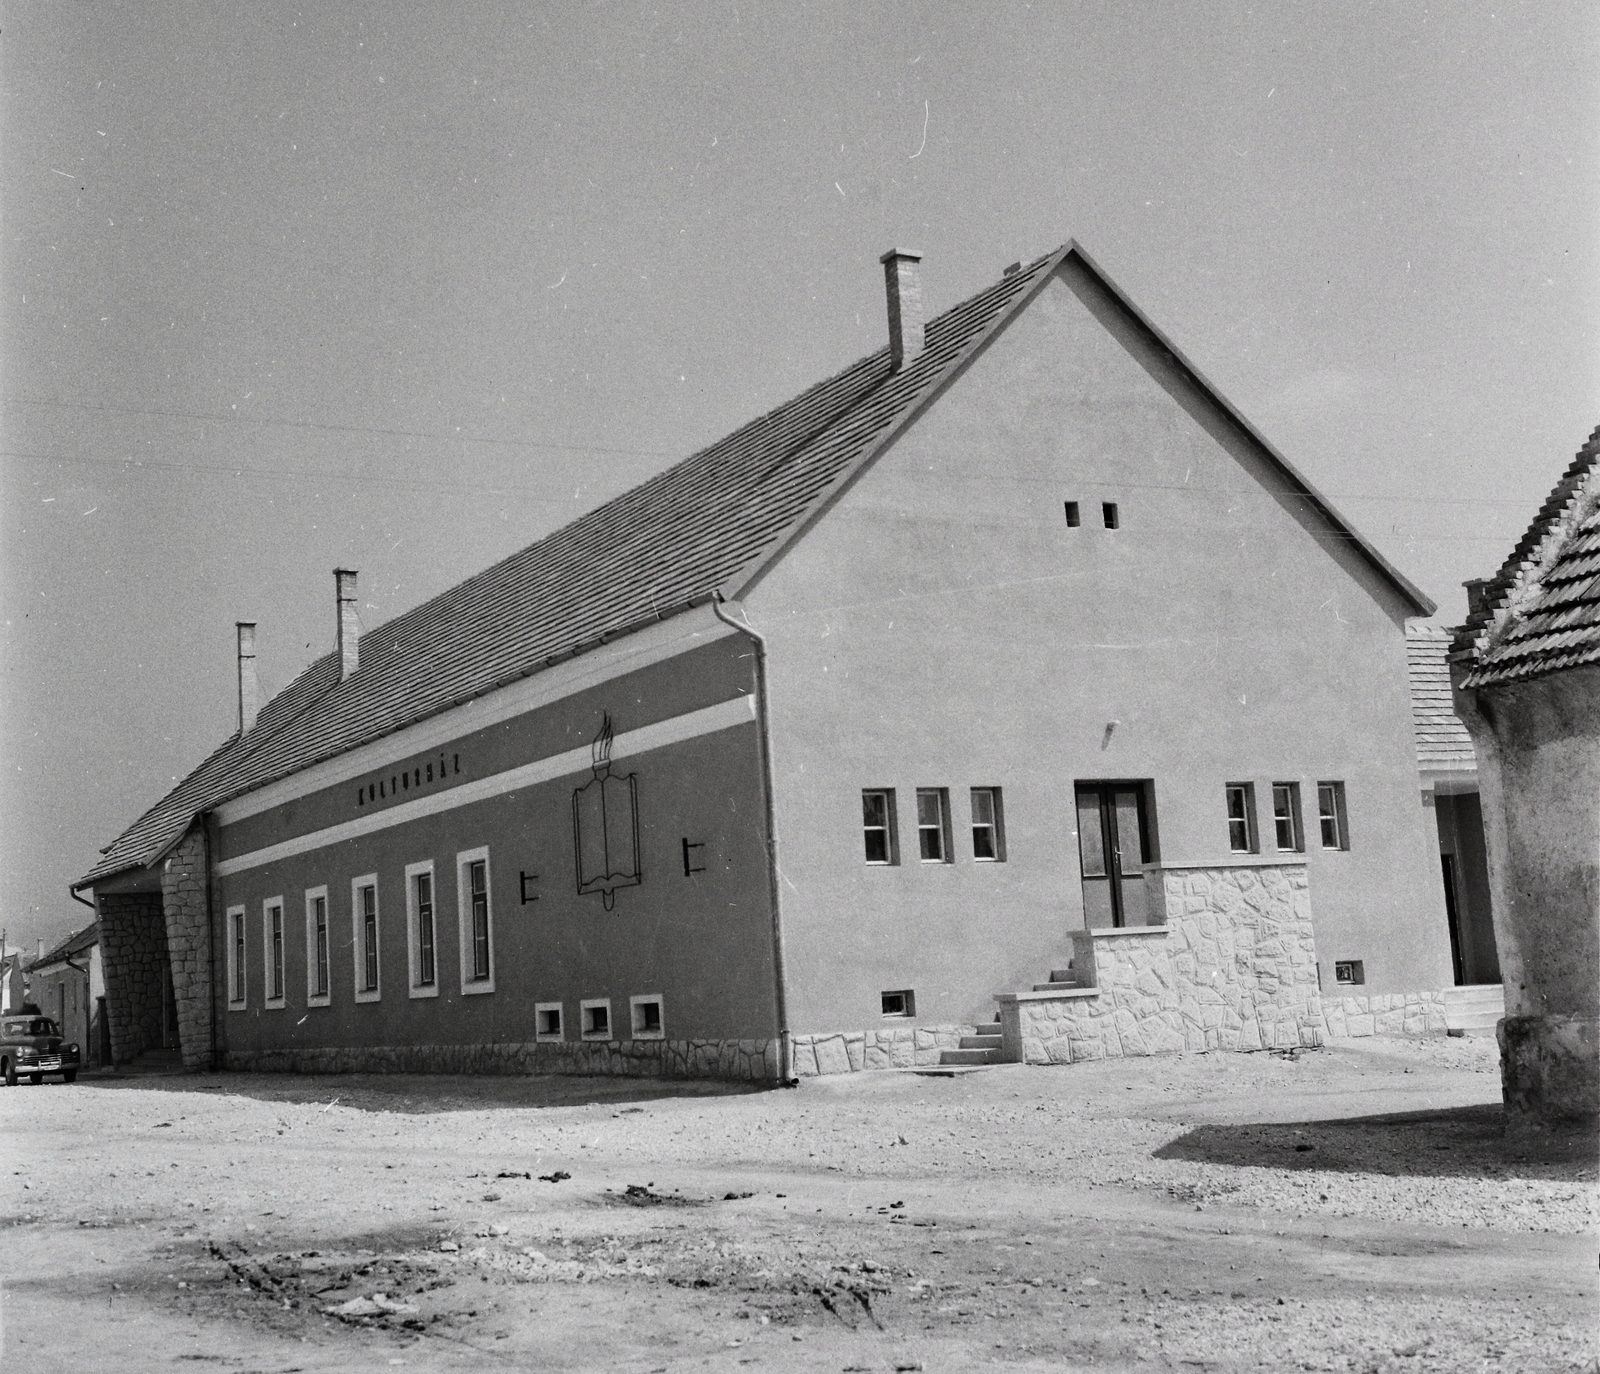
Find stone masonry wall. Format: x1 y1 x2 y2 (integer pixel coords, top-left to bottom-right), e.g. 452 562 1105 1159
226 1037 781 1082
1323 990 1447 1037
790 1024 976 1076
161 825 215 1070
1000 863 1325 1064
95 890 169 1064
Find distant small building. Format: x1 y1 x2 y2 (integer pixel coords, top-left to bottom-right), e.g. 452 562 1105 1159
26 925 106 1067
0 942 27 1015
1451 425 1600 1125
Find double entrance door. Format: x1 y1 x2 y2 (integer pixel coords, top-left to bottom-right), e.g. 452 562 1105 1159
1074 782 1155 928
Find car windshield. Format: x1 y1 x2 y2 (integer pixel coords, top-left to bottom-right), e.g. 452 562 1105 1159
6 1019 58 1037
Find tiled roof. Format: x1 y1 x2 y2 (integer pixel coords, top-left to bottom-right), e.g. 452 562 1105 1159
78 243 1433 889
30 923 99 969
1406 624 1475 770
1453 426 1600 688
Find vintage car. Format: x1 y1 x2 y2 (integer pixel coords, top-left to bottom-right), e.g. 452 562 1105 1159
0 1015 81 1085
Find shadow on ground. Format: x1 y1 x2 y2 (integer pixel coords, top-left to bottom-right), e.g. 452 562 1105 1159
78 1069 768 1114
1153 1102 1598 1180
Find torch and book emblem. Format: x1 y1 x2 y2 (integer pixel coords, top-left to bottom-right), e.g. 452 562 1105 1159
572 713 641 910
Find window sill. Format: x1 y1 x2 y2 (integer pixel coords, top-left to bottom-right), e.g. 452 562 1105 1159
227 1001 248 1013
263 998 286 1011
460 978 495 997
409 984 440 1000
305 995 331 1009
355 989 381 1004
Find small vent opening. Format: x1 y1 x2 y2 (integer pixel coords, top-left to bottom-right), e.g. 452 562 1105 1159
1102 502 1120 529
1064 501 1081 527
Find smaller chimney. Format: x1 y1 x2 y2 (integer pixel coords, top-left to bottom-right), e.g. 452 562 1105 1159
335 568 360 680
880 248 925 372
236 622 260 734
37 939 44 961
1463 578 1490 618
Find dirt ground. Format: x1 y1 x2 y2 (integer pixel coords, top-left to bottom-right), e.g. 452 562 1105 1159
2 1034 1595 1374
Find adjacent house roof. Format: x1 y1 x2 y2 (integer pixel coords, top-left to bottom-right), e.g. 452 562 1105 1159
77 242 1434 890
1453 425 1600 689
29 923 99 971
1407 624 1476 771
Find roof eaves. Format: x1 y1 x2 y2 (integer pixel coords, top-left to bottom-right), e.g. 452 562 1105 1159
1065 243 1437 618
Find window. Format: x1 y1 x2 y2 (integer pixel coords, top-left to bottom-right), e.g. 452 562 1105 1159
1334 959 1365 986
305 887 330 1006
405 861 439 998
227 905 247 1009
581 998 611 1040
351 875 380 1002
1317 781 1349 850
630 994 665 1040
263 899 285 1007
535 1003 564 1042
1225 783 1258 854
916 788 951 863
456 847 495 994
1102 501 1120 529
970 788 1005 861
1271 783 1303 852
881 989 915 1018
862 789 898 865
1064 501 1081 527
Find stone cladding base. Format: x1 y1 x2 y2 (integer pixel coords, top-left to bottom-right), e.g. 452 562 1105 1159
224 1037 780 1081
789 1024 977 1076
1321 990 1448 1038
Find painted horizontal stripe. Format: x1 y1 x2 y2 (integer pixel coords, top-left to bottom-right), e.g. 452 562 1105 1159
216 607 738 825
214 694 756 879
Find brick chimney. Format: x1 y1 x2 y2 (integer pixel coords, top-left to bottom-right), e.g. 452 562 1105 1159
880 248 925 372
335 569 360 680
236 622 260 734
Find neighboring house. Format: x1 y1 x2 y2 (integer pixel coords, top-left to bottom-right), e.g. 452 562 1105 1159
75 242 1457 1081
1451 425 1600 1124
0 941 27 1015
1407 625 1499 985
25 924 107 1067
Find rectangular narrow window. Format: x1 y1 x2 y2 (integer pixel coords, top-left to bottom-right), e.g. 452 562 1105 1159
916 788 951 863
456 847 495 994
404 862 439 998
1064 501 1081 527
1272 783 1304 853
1317 781 1348 850
970 787 1005 861
581 998 611 1040
351 875 380 1002
881 989 915 1018
1225 783 1257 854
862 789 897 865
535 1003 564 1041
1334 959 1364 986
264 901 285 1006
305 888 330 1005
228 906 247 1008
1102 501 1119 529
630 994 665 1039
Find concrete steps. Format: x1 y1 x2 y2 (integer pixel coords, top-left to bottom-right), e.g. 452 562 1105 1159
1443 984 1504 1038
940 1019 1004 1067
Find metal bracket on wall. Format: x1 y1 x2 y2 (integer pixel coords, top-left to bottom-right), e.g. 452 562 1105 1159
681 839 706 876
519 871 540 905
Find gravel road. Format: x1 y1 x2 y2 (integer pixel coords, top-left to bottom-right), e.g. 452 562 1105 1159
3 1034 1594 1373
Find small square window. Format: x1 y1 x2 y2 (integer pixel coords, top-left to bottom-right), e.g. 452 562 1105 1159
1102 502 1120 529
970 787 1005 861
1317 781 1349 850
1225 783 1257 854
916 788 951 863
881 990 915 1018
1334 959 1364 986
630 994 665 1040
535 1002 564 1041
862 789 898 865
1064 501 1081 527
581 999 611 1040
1271 782 1304 853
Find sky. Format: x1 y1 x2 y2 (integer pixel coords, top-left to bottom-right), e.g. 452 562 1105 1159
3 1 1596 955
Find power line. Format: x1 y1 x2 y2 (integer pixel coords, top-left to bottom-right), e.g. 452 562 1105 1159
4 394 679 460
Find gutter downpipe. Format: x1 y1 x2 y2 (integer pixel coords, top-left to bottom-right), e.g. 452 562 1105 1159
69 886 96 912
712 593 795 1086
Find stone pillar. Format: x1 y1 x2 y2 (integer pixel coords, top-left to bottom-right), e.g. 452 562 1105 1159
161 824 215 1071
95 890 167 1064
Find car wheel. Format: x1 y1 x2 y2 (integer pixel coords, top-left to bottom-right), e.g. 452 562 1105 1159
2 1058 12 1087
62 1069 77 1084
28 1074 42 1085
